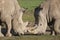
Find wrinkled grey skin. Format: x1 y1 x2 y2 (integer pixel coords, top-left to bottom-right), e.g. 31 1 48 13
47 0 60 35
0 0 28 37
28 0 60 35
28 1 48 34
41 0 60 35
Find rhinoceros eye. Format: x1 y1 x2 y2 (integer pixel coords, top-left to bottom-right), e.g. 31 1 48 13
40 8 43 10
40 24 42 26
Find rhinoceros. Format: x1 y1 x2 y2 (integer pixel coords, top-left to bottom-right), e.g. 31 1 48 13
0 0 28 37
28 0 60 35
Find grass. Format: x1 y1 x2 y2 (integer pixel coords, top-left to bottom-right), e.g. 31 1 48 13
18 0 44 10
18 0 44 22
0 35 60 40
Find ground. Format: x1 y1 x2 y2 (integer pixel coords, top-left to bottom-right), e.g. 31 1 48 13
0 0 60 40
0 35 60 40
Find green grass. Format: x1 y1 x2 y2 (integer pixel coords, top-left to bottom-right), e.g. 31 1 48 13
17 0 44 22
0 35 60 40
18 0 44 10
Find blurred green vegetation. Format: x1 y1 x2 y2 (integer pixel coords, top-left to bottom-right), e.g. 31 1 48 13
0 35 60 40
18 0 44 10
17 0 44 22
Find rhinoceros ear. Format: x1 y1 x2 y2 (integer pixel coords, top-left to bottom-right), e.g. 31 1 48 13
20 8 28 13
38 5 43 10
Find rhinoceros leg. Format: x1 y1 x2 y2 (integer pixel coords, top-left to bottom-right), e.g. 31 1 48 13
54 19 60 35
0 26 4 37
6 17 12 37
